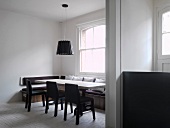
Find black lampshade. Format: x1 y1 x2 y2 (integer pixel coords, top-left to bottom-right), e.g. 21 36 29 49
56 40 74 55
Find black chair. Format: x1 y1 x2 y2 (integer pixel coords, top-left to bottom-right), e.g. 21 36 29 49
25 80 46 112
64 83 95 125
60 75 66 79
45 81 73 117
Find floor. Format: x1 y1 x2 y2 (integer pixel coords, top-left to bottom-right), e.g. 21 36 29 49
0 102 105 128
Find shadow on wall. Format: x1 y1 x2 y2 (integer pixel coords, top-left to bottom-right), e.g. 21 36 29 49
7 92 22 103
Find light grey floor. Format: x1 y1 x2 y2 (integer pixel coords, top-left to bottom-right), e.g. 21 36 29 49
0 102 105 128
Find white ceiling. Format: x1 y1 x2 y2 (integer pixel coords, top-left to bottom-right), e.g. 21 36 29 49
0 0 105 21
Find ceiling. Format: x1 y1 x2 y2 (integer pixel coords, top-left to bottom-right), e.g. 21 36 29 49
0 0 105 22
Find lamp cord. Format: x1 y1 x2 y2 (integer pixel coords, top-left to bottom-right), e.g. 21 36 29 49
64 7 67 40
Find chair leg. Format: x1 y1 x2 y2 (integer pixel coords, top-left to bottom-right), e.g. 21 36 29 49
45 96 49 114
74 105 82 116
54 99 58 117
91 100 95 120
80 104 83 116
25 94 28 108
64 101 68 121
74 108 77 116
27 95 31 112
70 103 73 113
42 95 45 107
60 98 63 110
76 104 80 125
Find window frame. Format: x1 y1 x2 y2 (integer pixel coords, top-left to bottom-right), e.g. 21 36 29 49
76 19 106 77
157 7 170 59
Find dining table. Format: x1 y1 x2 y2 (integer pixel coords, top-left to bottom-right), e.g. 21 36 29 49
35 79 106 114
35 79 106 95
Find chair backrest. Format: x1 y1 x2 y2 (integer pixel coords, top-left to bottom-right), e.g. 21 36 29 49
65 83 80 104
60 76 66 79
26 79 32 95
46 81 59 99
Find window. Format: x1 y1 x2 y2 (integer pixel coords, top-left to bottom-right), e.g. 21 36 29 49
157 7 170 59
156 7 170 71
77 20 105 75
162 11 170 55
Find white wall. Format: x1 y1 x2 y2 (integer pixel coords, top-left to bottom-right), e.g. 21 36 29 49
106 0 154 128
106 0 121 127
60 9 105 76
121 0 153 71
154 0 170 7
0 9 61 103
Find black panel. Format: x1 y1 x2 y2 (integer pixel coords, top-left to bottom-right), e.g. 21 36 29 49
123 72 170 128
22 76 59 85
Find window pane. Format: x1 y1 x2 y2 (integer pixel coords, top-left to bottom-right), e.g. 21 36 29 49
92 49 105 73
81 28 93 49
162 11 170 33
94 25 106 48
80 49 105 73
162 33 170 55
80 50 93 72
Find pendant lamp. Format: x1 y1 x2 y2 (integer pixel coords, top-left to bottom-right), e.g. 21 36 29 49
56 4 73 55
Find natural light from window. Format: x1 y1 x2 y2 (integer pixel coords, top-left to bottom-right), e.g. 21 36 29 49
80 25 105 73
162 11 170 55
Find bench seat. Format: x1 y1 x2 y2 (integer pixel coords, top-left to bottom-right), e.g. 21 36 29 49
20 75 59 102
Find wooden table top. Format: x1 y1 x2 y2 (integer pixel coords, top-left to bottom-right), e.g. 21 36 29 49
35 79 105 89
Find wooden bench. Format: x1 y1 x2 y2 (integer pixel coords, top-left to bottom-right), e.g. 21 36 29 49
20 76 59 102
